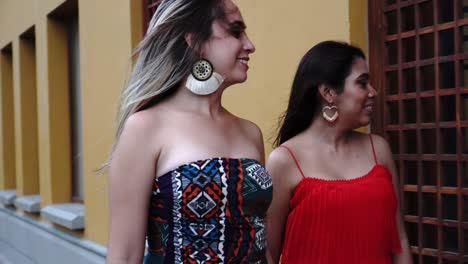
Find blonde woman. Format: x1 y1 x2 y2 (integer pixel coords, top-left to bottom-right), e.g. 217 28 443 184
106 0 272 263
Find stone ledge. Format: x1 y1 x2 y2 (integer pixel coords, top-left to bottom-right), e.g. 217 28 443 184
0 190 16 205
14 195 40 213
0 206 106 263
41 203 85 230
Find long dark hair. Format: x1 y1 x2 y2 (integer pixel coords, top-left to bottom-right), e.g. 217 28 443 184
274 41 366 146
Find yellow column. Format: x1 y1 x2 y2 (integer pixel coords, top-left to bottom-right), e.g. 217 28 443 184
47 17 72 204
349 0 368 54
130 0 143 56
80 0 138 245
36 16 71 206
0 46 16 190
12 39 24 195
349 0 370 133
12 30 40 196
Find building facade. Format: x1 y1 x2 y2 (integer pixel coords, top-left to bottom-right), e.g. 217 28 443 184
0 0 466 263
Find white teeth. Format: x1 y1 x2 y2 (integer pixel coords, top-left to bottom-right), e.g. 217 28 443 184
238 59 248 65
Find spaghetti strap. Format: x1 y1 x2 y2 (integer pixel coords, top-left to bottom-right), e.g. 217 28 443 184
368 134 378 164
278 145 306 178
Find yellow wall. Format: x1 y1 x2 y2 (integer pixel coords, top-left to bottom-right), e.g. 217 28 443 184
350 0 370 133
226 0 368 153
0 0 368 247
79 0 140 245
0 0 139 245
14 31 40 196
350 0 368 54
0 47 16 190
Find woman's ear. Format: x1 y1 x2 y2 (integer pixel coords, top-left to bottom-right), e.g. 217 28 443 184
318 84 337 104
184 33 194 49
185 33 204 56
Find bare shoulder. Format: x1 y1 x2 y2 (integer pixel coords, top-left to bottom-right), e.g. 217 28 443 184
351 131 391 153
367 133 393 166
123 110 154 133
267 147 292 170
122 110 159 141
267 143 299 179
368 133 392 153
116 108 166 160
237 117 263 141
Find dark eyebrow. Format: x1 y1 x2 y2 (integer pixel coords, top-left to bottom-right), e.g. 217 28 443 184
356 73 369 80
229 20 246 30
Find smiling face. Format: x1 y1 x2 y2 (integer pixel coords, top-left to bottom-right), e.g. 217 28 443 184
334 58 377 128
200 0 256 87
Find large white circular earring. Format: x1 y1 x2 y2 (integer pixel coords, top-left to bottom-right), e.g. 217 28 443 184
186 59 224 95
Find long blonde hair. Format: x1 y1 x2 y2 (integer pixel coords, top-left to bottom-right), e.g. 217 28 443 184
103 0 226 170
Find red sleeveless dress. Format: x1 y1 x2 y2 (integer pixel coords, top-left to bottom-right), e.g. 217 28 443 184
279 135 402 264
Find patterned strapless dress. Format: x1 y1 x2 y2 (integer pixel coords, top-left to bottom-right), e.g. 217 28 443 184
144 157 273 264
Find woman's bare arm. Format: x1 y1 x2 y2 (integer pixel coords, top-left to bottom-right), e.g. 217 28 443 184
265 148 296 263
107 114 160 264
372 134 413 264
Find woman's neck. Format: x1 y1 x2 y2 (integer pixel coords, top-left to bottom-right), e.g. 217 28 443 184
305 117 354 149
166 82 227 118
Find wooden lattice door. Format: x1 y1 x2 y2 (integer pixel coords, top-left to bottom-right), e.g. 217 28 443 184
369 0 468 263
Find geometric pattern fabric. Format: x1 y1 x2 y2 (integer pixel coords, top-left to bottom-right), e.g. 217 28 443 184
145 158 272 264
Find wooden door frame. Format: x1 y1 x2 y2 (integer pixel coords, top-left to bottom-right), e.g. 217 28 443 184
368 0 386 136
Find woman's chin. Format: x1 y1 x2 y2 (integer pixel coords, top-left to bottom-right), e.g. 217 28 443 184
358 118 371 128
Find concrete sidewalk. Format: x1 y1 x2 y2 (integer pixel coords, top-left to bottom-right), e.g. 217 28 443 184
0 254 13 264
